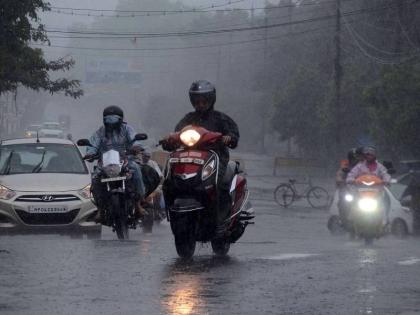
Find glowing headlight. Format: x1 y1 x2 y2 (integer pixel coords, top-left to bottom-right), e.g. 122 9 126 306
358 198 378 212
0 185 16 200
79 184 92 199
25 131 32 137
180 129 201 147
344 194 354 202
202 159 216 180
103 164 121 178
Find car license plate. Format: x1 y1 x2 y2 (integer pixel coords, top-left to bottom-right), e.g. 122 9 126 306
101 176 126 183
27 205 68 213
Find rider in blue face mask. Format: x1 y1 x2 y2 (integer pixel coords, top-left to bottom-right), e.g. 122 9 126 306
86 106 147 222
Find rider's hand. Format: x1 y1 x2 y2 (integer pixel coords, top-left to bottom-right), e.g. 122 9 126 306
84 154 96 162
222 135 232 145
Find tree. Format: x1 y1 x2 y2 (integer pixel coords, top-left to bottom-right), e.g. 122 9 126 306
364 64 420 159
0 0 82 98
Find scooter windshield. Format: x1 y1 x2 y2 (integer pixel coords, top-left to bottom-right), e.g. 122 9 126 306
102 150 121 167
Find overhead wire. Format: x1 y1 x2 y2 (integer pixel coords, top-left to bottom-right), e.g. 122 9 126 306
342 13 418 64
45 4 331 40
47 0 359 17
42 4 403 39
33 23 338 52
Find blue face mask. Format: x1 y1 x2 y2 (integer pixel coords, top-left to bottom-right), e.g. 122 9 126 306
104 115 121 125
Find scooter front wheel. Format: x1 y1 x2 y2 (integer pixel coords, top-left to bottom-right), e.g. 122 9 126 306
174 235 196 259
111 195 129 240
171 215 196 259
211 238 230 256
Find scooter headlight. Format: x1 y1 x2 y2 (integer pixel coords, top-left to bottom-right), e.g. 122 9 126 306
103 164 121 178
344 194 354 202
202 159 216 181
358 198 378 213
180 129 201 147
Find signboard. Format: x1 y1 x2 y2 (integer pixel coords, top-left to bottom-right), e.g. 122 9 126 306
85 58 142 84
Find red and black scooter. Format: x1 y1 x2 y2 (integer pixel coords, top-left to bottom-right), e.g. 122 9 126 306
160 125 254 258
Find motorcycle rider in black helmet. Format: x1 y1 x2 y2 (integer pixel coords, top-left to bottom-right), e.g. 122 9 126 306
163 80 240 238
85 106 147 222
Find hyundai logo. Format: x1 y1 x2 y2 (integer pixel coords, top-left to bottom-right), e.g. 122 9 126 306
41 195 55 202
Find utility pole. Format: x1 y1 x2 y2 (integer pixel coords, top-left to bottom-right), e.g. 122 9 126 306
333 0 342 159
287 0 293 156
395 0 404 57
260 15 268 153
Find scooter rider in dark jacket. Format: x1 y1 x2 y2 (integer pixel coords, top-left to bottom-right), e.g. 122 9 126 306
163 80 240 238
85 106 147 222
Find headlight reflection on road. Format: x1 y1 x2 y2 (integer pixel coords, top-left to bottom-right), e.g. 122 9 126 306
358 249 378 314
162 275 204 315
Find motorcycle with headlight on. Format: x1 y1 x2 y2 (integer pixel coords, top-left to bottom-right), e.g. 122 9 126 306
77 134 149 240
347 175 386 245
159 125 254 259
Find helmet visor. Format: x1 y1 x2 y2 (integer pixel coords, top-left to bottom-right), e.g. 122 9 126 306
191 94 211 112
104 115 121 125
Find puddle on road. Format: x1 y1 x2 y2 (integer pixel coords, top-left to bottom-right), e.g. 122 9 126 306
262 253 319 260
398 257 420 266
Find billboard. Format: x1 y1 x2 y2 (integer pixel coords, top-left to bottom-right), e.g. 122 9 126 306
85 58 142 84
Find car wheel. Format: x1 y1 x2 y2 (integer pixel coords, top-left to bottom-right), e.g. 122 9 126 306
392 219 408 239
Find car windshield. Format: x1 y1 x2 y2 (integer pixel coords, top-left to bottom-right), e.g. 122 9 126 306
0 143 88 175
27 125 40 131
43 123 61 130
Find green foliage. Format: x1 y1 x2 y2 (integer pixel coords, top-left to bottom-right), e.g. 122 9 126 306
0 0 82 97
271 66 331 158
364 64 420 158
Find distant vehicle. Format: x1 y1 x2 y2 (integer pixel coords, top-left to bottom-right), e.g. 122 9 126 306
328 176 413 239
58 114 71 131
24 124 41 138
39 122 64 139
0 137 100 236
398 160 420 174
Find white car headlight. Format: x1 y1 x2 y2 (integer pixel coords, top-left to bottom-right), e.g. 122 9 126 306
180 129 201 147
79 184 92 199
345 194 354 202
358 198 378 213
0 185 16 200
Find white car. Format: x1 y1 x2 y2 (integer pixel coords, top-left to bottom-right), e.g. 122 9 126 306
0 138 100 236
39 122 64 139
328 182 413 237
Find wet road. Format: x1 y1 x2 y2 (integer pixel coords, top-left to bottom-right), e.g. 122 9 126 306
0 200 420 315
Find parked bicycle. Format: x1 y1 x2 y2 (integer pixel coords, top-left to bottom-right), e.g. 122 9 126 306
274 177 330 209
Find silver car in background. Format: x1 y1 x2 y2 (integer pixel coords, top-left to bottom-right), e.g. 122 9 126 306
39 122 64 139
0 138 100 236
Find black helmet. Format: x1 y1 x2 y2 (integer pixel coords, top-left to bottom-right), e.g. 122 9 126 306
103 105 124 130
103 105 124 119
189 80 216 113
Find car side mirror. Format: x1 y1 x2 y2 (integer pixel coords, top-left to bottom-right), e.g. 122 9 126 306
383 160 396 175
388 168 396 175
134 133 148 141
401 195 412 207
77 139 92 147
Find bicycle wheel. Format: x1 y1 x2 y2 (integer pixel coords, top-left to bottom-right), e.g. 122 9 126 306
306 186 330 209
274 184 296 207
